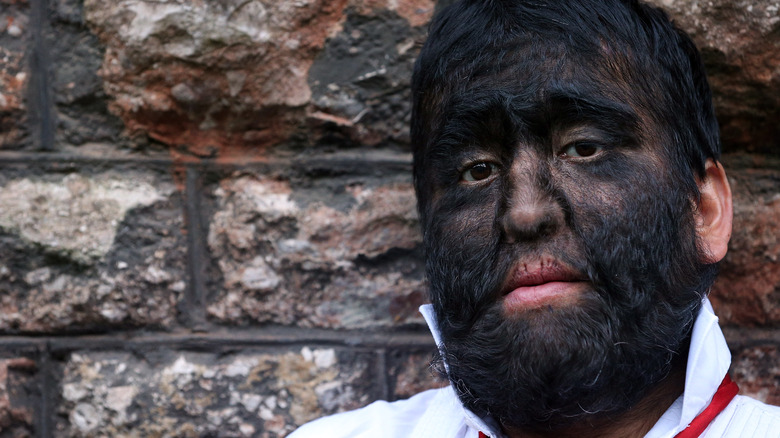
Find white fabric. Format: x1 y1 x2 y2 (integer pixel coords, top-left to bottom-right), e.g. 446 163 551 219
290 298 780 437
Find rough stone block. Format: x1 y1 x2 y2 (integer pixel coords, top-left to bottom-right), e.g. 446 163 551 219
386 348 446 401
205 161 425 329
0 355 38 437
348 0 435 27
647 0 780 153
47 0 130 150
711 155 780 326
55 347 378 437
0 164 186 332
731 343 780 405
306 5 430 149
0 0 31 149
81 0 350 157
76 0 438 157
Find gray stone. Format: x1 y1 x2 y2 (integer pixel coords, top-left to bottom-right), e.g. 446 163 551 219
307 7 429 148
0 173 168 263
55 347 378 437
47 0 131 150
206 166 425 329
0 165 186 332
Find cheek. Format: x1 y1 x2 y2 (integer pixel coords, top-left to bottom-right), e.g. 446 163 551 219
561 177 631 228
427 188 500 252
557 159 666 224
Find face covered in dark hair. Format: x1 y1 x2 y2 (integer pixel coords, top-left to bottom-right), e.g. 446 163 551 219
420 53 719 433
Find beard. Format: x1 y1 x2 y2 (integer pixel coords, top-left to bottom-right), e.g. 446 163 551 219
425 181 719 433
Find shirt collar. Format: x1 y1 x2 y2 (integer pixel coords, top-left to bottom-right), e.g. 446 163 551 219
419 304 504 436
419 297 731 438
647 297 732 437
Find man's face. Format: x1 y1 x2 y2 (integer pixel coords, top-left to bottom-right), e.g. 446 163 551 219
421 60 711 431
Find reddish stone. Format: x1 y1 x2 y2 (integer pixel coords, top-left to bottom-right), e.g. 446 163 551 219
349 0 435 27
646 0 780 153
387 349 447 401
83 0 349 157
0 0 31 149
710 156 780 326
731 344 780 405
0 357 37 436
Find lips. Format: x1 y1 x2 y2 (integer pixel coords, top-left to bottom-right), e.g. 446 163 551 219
502 259 586 292
501 258 589 310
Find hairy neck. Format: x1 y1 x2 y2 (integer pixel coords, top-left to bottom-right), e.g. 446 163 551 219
501 363 687 438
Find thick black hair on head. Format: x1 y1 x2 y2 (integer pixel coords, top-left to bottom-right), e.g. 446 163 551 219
411 0 720 219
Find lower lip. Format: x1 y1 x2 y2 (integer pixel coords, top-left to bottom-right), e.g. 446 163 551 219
503 281 587 311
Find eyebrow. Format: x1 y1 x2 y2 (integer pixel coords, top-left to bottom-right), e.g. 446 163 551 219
430 91 524 156
538 89 642 140
428 87 642 159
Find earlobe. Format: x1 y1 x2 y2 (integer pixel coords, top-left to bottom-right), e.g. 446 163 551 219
695 160 733 263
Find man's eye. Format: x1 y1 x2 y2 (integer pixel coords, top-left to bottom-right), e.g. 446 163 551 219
461 162 498 182
559 142 603 158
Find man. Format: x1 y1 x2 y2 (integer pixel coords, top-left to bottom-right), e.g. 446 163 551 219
292 0 780 436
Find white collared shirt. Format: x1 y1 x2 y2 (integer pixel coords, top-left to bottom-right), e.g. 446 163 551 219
291 299 780 437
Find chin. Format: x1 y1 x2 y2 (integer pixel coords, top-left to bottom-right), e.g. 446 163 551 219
439 280 694 432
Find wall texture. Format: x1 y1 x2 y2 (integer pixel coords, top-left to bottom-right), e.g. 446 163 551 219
0 0 777 436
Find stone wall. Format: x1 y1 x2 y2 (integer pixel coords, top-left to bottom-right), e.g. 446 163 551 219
0 0 777 435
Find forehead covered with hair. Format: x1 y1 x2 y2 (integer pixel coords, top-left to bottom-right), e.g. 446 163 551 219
411 0 720 212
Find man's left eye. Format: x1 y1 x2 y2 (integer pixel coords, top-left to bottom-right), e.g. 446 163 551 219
461 162 498 182
559 142 603 158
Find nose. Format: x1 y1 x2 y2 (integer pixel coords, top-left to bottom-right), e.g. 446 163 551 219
501 160 564 243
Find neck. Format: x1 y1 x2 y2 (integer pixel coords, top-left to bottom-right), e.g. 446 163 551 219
501 363 687 438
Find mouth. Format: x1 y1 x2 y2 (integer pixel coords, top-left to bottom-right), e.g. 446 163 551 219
501 258 589 311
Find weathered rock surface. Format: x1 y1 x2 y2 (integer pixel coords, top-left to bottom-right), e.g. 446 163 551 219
206 160 425 329
82 0 351 156
0 165 186 332
55 347 376 437
647 0 780 154
0 0 31 149
78 0 435 156
305 5 430 150
711 155 780 326
0 356 37 437
48 0 130 150
387 348 446 400
37 0 780 157
731 343 780 405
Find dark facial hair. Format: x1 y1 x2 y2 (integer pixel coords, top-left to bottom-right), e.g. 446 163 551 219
426 170 718 433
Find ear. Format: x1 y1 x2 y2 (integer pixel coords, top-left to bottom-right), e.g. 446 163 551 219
695 159 733 263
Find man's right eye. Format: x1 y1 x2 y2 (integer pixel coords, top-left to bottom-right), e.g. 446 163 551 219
461 162 498 182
